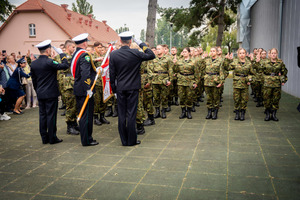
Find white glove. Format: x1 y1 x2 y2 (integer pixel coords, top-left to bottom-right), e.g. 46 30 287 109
114 93 117 99
87 89 93 98
133 37 142 46
53 46 63 54
96 67 102 73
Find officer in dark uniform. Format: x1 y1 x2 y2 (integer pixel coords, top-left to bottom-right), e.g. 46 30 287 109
109 31 155 146
31 40 69 144
71 33 99 146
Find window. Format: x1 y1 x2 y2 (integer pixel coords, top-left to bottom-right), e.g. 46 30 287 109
29 24 36 37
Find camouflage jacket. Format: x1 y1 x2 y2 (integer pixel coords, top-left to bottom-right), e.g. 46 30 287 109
62 53 74 91
148 55 173 85
141 61 152 91
225 58 255 89
92 53 104 87
173 58 197 87
261 58 288 88
194 57 205 80
198 57 225 87
252 58 268 82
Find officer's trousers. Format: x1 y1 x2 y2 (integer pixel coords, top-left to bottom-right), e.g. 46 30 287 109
38 98 58 143
117 90 139 146
76 96 94 146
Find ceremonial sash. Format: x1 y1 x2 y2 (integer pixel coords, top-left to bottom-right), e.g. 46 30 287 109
70 49 86 78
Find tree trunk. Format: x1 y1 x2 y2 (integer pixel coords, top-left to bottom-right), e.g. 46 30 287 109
216 0 225 47
146 0 157 47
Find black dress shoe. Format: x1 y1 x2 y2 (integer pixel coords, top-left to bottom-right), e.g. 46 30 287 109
50 139 63 144
136 140 141 145
83 141 99 146
13 111 22 115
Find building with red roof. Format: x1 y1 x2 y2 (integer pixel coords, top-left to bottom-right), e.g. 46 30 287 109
0 0 119 55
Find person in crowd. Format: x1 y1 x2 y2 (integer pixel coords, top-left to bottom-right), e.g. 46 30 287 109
31 40 69 144
257 48 288 121
224 48 255 121
1 50 8 64
23 56 38 109
173 47 197 119
148 44 173 119
109 31 155 146
5 55 17 76
0 86 11 120
170 46 179 106
6 58 30 114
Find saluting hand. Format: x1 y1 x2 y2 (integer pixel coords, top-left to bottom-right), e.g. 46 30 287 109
166 81 171 86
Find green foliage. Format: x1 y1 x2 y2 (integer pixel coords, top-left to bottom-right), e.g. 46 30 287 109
0 0 15 22
115 25 130 34
72 0 95 18
159 0 241 45
140 29 145 41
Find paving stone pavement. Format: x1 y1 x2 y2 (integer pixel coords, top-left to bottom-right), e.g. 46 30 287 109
0 79 299 200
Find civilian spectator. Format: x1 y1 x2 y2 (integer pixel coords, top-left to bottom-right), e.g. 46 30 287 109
6 55 17 75
23 56 38 108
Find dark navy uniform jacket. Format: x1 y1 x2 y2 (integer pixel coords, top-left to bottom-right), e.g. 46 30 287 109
6 66 30 90
72 47 96 96
109 43 155 93
31 54 69 99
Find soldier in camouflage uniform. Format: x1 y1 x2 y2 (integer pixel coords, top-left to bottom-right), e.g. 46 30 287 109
253 49 268 107
217 47 228 106
92 42 110 126
55 44 67 112
224 48 255 121
173 47 197 119
148 45 173 119
60 40 80 134
162 44 173 112
196 47 225 120
136 60 147 134
258 48 288 121
142 60 155 126
170 47 179 106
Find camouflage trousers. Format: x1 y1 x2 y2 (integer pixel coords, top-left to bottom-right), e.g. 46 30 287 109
263 87 281 110
94 85 107 114
59 79 66 104
136 90 146 124
143 89 154 115
220 84 225 98
64 89 77 122
205 86 220 109
254 81 263 99
153 84 169 108
196 78 205 98
178 85 194 108
233 88 249 110
106 96 117 107
169 79 178 101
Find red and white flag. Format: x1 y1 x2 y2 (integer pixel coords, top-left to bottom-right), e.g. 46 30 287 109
101 44 114 103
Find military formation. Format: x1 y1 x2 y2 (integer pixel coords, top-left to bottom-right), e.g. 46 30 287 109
31 31 288 146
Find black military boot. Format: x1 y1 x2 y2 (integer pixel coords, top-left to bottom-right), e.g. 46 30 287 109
61 110 66 116
191 104 196 112
195 101 200 107
179 107 186 119
206 108 212 119
161 108 167 119
154 107 160 118
187 107 192 119
94 114 102 126
272 110 279 121
234 110 240 120
240 109 245 121
166 102 171 112
144 114 155 126
67 122 80 135
73 121 80 131
220 97 223 102
174 97 179 106
199 96 204 102
112 105 118 117
264 108 271 121
105 106 113 117
100 113 110 124
136 123 145 135
212 108 218 120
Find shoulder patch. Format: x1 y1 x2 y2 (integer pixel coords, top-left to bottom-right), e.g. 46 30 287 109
53 61 59 64
84 78 91 85
143 46 148 52
85 55 90 62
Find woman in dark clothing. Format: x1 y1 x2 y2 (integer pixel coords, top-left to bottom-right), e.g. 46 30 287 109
6 58 30 114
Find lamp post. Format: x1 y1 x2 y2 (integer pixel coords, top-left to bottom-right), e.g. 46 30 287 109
170 23 173 53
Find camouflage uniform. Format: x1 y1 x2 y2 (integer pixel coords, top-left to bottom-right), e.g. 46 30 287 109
220 56 230 102
55 55 66 108
148 55 173 118
225 58 255 111
141 61 154 115
174 58 197 108
194 56 205 102
253 58 267 106
261 58 288 111
136 62 147 125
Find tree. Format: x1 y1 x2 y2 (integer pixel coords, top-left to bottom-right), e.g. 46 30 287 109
140 29 145 41
115 24 130 34
159 0 241 46
72 0 95 18
222 29 238 53
146 0 157 47
0 0 15 22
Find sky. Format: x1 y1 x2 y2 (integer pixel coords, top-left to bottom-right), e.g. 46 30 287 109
8 0 190 39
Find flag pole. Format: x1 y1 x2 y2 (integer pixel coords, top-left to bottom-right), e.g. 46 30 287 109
77 44 113 122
